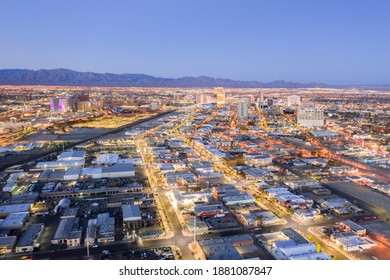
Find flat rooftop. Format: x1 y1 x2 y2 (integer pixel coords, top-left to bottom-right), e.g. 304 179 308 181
53 218 79 240
0 212 29 230
0 204 31 216
16 223 44 247
198 234 253 260
281 228 309 245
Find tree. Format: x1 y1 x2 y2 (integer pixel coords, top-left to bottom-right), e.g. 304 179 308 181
315 242 321 253
255 215 263 227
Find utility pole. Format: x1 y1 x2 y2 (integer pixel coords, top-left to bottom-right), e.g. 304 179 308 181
193 215 196 244
86 225 90 259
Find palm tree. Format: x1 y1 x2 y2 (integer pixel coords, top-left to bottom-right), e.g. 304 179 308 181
255 215 263 227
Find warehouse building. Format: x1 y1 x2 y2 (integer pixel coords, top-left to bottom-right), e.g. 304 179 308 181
51 218 81 247
0 212 29 230
340 220 367 236
331 232 376 252
0 204 31 218
269 228 330 260
0 236 17 254
197 234 254 260
101 164 135 178
122 204 142 223
15 223 44 253
97 213 115 243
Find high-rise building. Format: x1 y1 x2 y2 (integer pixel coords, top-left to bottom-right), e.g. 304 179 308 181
50 95 103 113
214 87 225 105
76 100 104 112
196 93 208 107
237 100 248 119
297 109 324 127
287 95 301 106
241 95 253 105
50 97 74 112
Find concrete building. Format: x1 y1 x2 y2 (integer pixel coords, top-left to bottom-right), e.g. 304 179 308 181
63 168 82 180
288 179 319 190
36 160 85 170
37 150 86 170
237 100 248 119
245 154 273 166
15 223 44 253
122 204 142 223
331 232 376 252
67 231 82 248
240 211 283 227
0 212 29 230
101 164 135 178
51 218 80 246
222 194 255 205
58 151 86 161
340 220 367 236
297 109 324 128
50 97 75 112
76 99 104 112
197 234 254 260
194 204 228 217
196 94 209 107
214 87 225 105
0 236 17 254
96 154 119 165
97 213 115 243
269 228 330 260
0 204 31 218
242 167 268 181
85 220 98 246
287 95 301 106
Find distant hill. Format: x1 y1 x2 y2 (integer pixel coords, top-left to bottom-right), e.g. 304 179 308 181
0 68 330 88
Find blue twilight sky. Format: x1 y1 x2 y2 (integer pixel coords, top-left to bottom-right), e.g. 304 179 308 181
0 0 389 85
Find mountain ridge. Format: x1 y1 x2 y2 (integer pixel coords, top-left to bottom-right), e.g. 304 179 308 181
0 68 388 89
0 68 328 88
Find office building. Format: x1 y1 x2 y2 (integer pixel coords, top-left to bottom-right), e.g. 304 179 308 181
237 100 248 119
287 95 301 106
297 109 324 127
214 87 225 105
196 94 208 107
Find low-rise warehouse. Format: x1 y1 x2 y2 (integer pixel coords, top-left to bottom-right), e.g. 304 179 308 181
0 212 29 230
15 223 44 253
122 204 142 222
0 236 17 253
51 218 80 246
0 203 31 218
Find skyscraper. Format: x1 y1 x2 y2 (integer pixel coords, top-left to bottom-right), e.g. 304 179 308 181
237 100 249 119
214 87 225 105
196 93 208 107
50 97 74 112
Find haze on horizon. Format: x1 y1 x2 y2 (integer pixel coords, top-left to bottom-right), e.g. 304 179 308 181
0 0 389 85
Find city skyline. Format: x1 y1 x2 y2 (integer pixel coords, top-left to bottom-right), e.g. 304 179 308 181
1 0 390 85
